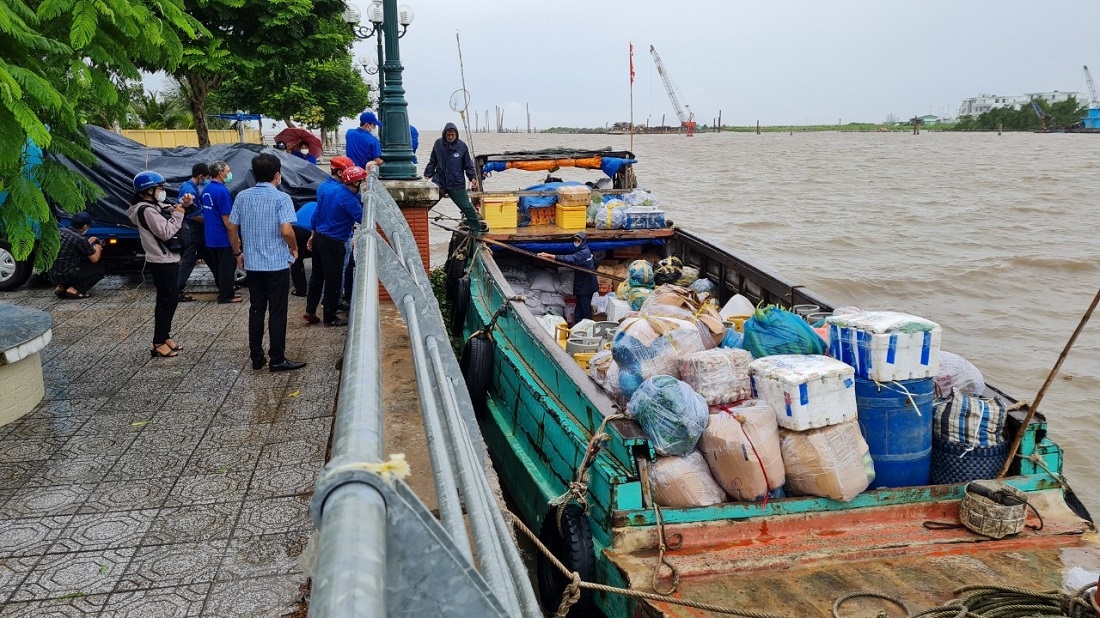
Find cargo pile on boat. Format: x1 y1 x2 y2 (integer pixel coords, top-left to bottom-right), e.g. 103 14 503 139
562 271 1010 507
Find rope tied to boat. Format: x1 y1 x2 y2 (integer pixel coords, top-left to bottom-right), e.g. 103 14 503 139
650 503 682 596
504 509 791 618
549 413 628 530
468 294 526 341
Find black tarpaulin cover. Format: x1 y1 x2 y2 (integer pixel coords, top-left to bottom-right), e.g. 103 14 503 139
56 126 329 228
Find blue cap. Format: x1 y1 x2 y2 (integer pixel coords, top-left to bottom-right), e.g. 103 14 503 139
359 111 382 128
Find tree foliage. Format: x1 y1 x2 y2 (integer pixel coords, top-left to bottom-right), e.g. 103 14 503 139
953 96 1086 131
0 0 202 267
172 0 358 146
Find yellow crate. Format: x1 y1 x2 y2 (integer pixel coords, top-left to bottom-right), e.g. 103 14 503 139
480 195 518 229
555 204 587 231
557 185 592 207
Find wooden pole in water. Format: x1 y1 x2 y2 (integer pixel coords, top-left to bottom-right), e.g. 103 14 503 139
997 287 1100 478
757 120 760 135
998 122 1003 135
717 110 721 133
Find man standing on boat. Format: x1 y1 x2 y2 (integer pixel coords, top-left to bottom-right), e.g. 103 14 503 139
538 232 598 322
425 122 483 233
346 111 383 170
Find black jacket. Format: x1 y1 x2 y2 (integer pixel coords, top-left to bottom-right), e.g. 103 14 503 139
424 123 475 191
556 233 598 295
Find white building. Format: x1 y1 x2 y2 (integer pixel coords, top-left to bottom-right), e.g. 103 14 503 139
957 91 1081 117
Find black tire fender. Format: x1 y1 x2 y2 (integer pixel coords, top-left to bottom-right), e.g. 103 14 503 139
444 256 465 302
450 275 470 337
536 503 596 617
459 332 494 415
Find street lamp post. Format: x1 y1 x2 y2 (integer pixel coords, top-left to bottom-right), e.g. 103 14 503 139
344 0 417 180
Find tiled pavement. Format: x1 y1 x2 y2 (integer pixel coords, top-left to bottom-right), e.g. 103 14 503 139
0 272 347 617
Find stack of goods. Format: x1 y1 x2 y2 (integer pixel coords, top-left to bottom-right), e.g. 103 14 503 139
700 399 785 502
612 311 709 398
930 354 1007 484
615 260 656 310
621 189 666 230
641 285 725 343
750 354 873 501
555 185 591 231
825 311 942 488
627 375 709 456
648 451 726 508
679 348 753 406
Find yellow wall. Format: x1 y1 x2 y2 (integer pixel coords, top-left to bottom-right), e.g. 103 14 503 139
120 129 262 148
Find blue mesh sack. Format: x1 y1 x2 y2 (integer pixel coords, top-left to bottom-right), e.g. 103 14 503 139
627 375 709 456
742 305 827 358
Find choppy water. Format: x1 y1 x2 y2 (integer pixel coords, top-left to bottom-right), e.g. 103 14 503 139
427 130 1100 514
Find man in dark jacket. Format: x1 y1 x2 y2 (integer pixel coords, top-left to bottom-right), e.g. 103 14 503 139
538 232 598 322
424 123 483 232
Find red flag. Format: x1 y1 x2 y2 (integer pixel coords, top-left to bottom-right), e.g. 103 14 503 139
629 43 635 84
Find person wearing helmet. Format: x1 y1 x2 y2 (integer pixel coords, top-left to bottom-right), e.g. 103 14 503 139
127 170 191 358
303 166 366 327
537 232 599 323
227 153 306 372
289 155 354 297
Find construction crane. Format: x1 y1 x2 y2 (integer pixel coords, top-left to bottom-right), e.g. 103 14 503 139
649 45 696 136
1083 65 1099 109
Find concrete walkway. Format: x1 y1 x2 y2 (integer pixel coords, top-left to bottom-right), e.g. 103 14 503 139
0 272 349 617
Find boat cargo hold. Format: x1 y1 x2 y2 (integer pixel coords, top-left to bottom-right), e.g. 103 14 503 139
442 148 1099 617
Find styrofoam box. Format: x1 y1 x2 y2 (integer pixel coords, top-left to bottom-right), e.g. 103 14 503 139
749 355 857 431
826 311 942 381
605 296 633 322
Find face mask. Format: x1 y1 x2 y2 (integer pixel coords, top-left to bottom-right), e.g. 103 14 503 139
225 172 233 183
155 189 167 203
573 241 581 249
300 148 309 155
198 179 210 188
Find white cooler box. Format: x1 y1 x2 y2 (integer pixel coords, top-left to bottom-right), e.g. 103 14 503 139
605 296 633 323
825 311 941 381
749 355 857 431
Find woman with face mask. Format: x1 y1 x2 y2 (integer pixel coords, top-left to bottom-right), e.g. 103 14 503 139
127 171 189 358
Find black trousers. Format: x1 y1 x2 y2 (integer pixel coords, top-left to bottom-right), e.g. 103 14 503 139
342 251 355 302
176 219 206 293
574 290 595 322
290 225 312 294
306 233 346 323
209 246 237 302
56 261 105 294
246 269 290 365
149 262 180 345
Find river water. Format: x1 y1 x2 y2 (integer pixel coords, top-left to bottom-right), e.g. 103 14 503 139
426 130 1100 515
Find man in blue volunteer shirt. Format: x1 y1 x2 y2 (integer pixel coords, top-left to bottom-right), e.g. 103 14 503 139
227 153 305 372
201 160 240 303
345 111 383 169
291 156 354 296
176 161 209 301
303 166 366 327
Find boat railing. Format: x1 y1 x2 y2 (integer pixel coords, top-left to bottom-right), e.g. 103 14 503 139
307 167 540 617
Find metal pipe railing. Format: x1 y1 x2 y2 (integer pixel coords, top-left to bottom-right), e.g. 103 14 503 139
310 175 386 617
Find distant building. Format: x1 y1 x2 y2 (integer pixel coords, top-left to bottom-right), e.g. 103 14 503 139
957 91 1080 117
917 114 941 125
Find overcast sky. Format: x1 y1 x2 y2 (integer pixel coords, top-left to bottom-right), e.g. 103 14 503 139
348 0 1100 132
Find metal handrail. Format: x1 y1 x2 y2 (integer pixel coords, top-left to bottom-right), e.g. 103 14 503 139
308 168 539 617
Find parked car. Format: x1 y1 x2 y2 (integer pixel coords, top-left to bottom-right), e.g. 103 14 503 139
0 125 328 291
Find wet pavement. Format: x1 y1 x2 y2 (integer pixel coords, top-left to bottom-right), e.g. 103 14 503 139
0 271 348 617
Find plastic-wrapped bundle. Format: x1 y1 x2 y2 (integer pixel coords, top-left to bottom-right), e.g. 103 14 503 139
625 287 651 310
742 305 827 358
674 266 699 287
653 256 683 285
588 349 625 405
779 420 875 501
538 313 566 337
612 315 709 397
648 451 725 507
623 188 660 208
700 400 785 501
641 285 725 344
680 348 754 405
689 278 718 300
627 260 655 287
622 206 666 230
595 199 626 230
627 375 709 456
935 351 986 398
933 387 1006 447
720 327 743 349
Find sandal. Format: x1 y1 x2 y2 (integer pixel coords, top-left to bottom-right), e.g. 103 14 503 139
61 290 89 299
150 344 179 358
166 339 182 351
217 296 243 304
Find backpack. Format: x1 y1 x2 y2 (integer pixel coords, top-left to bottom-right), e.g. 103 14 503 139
136 204 182 253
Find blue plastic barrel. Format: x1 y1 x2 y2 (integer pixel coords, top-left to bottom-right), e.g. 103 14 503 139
855 377 934 489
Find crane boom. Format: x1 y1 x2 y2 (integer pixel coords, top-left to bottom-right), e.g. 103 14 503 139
1084 65 1099 108
649 45 696 135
